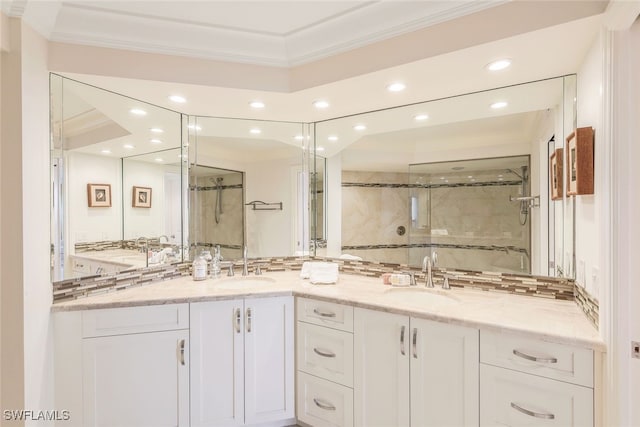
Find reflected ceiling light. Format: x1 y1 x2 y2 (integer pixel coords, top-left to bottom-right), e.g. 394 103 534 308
486 59 511 71
168 95 186 103
328 135 338 142
249 101 265 109
101 149 111 154
316 146 325 152
353 124 367 131
130 108 147 116
150 139 162 144
155 158 164 162
294 135 304 141
414 114 429 121
313 100 330 109
490 101 508 109
498 174 503 178
440 177 445 180
188 124 202 131
250 128 262 135
123 144 135 149
150 128 164 133
498 177 504 181
387 82 406 92
468 175 473 179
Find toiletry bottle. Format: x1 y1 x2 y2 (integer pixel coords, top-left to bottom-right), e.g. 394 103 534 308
211 245 223 279
192 253 207 281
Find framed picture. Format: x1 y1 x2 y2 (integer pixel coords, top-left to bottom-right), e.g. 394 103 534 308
87 183 112 207
566 126 594 196
550 148 563 201
132 186 152 208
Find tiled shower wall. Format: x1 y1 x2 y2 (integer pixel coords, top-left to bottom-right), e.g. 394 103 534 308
342 171 530 272
190 172 244 260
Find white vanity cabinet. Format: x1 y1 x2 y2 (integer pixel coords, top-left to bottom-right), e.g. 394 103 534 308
296 298 355 427
55 303 190 427
353 307 479 427
479 330 596 427
190 296 295 427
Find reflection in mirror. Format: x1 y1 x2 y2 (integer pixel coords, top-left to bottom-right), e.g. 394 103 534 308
188 116 308 259
314 76 576 278
50 75 185 282
190 165 244 260
311 156 326 252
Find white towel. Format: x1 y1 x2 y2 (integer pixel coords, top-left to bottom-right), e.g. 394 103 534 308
339 253 363 261
309 262 339 284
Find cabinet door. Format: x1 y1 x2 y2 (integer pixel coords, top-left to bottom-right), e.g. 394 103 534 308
411 318 479 427
82 329 189 427
190 299 244 427
354 308 410 427
244 296 294 424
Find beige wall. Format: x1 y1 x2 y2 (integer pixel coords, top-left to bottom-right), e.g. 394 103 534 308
1 16 26 423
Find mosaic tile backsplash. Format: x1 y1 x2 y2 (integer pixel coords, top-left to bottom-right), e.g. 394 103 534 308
53 256 599 330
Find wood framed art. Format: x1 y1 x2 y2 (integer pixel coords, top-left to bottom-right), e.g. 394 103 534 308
87 183 112 207
132 186 152 208
550 148 563 201
566 126 594 196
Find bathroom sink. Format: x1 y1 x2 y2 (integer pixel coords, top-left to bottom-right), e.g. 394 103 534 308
216 275 276 289
384 287 459 307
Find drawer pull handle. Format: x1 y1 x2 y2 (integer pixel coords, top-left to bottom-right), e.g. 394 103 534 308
400 325 406 356
313 308 336 318
179 339 186 366
313 347 336 358
246 308 252 333
510 402 555 420
513 349 558 364
412 328 418 359
234 308 241 333
313 398 336 411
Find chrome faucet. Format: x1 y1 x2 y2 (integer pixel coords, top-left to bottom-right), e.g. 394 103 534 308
422 256 434 288
158 235 170 245
242 246 249 276
135 237 148 253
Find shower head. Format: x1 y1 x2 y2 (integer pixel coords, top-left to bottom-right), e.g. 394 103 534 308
210 177 224 184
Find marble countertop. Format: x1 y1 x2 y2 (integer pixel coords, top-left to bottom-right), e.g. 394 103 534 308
52 270 605 351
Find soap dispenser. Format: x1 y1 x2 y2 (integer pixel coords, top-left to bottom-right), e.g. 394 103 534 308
192 252 207 281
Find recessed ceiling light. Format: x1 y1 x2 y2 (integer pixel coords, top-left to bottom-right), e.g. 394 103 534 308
150 139 162 144
294 135 304 141
498 177 504 181
490 101 508 109
440 177 445 180
498 174 503 178
188 124 202 131
486 59 512 71
130 108 147 116
328 135 338 142
150 128 164 133
155 158 164 162
313 100 330 109
101 149 111 154
414 114 429 121
316 147 325 152
387 82 406 92
354 124 367 131
123 144 135 149
168 95 186 103
250 128 261 135
249 101 265 109
468 176 473 179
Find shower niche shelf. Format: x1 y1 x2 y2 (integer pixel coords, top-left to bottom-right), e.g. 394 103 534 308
245 200 283 211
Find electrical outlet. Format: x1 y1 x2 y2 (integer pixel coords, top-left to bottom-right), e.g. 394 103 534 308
633 341 640 359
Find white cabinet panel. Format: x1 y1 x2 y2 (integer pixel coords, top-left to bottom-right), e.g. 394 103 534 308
481 330 593 388
480 364 593 427
297 298 354 332
190 299 244 427
297 321 354 387
82 303 189 337
353 308 409 427
244 296 295 424
82 329 189 427
297 371 354 427
411 318 479 427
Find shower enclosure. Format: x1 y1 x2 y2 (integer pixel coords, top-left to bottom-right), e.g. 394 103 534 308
408 156 532 274
189 165 244 260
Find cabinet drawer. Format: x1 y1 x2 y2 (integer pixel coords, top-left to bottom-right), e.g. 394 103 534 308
297 322 354 387
297 298 354 332
297 372 353 427
480 330 593 387
480 364 593 427
82 304 189 337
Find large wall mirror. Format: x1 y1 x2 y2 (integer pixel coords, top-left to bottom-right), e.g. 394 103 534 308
187 116 310 260
313 76 577 279
50 75 187 282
